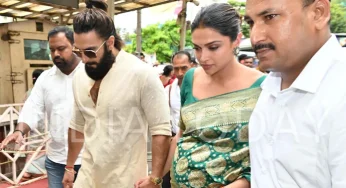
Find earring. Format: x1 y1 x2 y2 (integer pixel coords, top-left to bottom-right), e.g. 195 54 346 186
233 47 240 55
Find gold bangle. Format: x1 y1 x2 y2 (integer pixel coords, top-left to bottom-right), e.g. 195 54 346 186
65 168 76 174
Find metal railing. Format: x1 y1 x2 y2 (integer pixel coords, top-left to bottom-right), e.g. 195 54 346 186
0 103 155 186
0 103 49 186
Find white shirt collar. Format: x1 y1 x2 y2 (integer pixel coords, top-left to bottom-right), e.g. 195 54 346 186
48 65 58 76
262 35 343 94
48 61 83 76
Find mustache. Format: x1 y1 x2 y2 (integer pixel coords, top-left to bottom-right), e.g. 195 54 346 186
84 48 115 81
53 57 65 62
254 43 276 53
86 62 97 67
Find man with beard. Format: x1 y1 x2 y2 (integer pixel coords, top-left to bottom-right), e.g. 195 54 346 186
245 0 346 187
62 6 171 188
0 26 83 188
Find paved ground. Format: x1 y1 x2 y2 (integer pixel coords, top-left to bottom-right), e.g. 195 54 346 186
0 178 48 188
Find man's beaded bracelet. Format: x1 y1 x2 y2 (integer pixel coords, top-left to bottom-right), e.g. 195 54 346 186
65 168 76 174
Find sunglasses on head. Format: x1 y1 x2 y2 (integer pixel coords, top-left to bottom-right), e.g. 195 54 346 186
73 41 106 59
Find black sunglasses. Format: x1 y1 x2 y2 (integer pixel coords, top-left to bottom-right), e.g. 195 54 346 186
73 41 106 58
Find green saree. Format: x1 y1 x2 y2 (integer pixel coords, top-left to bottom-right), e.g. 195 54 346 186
171 69 265 188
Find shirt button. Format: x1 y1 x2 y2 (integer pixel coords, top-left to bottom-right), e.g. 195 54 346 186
279 103 286 107
268 138 274 145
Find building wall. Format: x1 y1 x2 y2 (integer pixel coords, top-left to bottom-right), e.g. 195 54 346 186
8 20 56 103
0 19 56 178
0 24 14 106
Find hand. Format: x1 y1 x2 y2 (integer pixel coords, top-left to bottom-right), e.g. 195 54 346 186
134 176 160 188
223 178 250 188
134 177 146 188
0 131 24 150
62 170 75 188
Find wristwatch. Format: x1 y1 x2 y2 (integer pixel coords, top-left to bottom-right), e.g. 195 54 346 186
150 176 163 185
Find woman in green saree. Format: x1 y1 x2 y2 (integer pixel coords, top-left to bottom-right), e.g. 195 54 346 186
163 3 265 188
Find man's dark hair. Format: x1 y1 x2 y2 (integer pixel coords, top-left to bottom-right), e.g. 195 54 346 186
85 0 108 11
192 58 198 65
48 26 74 44
192 3 241 42
171 50 192 63
303 0 314 6
303 0 331 24
238 54 254 62
162 65 173 77
238 54 248 62
73 8 123 51
32 69 44 85
303 0 331 7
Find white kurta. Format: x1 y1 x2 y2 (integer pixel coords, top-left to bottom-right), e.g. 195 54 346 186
70 50 171 188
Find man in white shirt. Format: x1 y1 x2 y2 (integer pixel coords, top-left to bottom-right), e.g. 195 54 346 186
245 0 346 187
162 51 192 188
165 51 193 135
62 8 171 188
0 26 83 188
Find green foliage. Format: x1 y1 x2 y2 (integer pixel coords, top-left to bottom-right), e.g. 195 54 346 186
228 0 246 12
116 27 132 43
228 0 346 35
331 1 346 33
333 0 346 5
125 20 193 63
228 0 249 38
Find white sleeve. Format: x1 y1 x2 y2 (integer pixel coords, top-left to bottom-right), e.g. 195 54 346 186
18 72 46 131
140 68 171 136
329 99 346 188
69 75 85 133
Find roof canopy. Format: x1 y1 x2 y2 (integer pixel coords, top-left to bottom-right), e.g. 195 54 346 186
0 0 175 24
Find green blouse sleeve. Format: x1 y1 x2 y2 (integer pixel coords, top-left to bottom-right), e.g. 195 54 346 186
180 68 196 106
250 75 266 88
179 68 196 131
